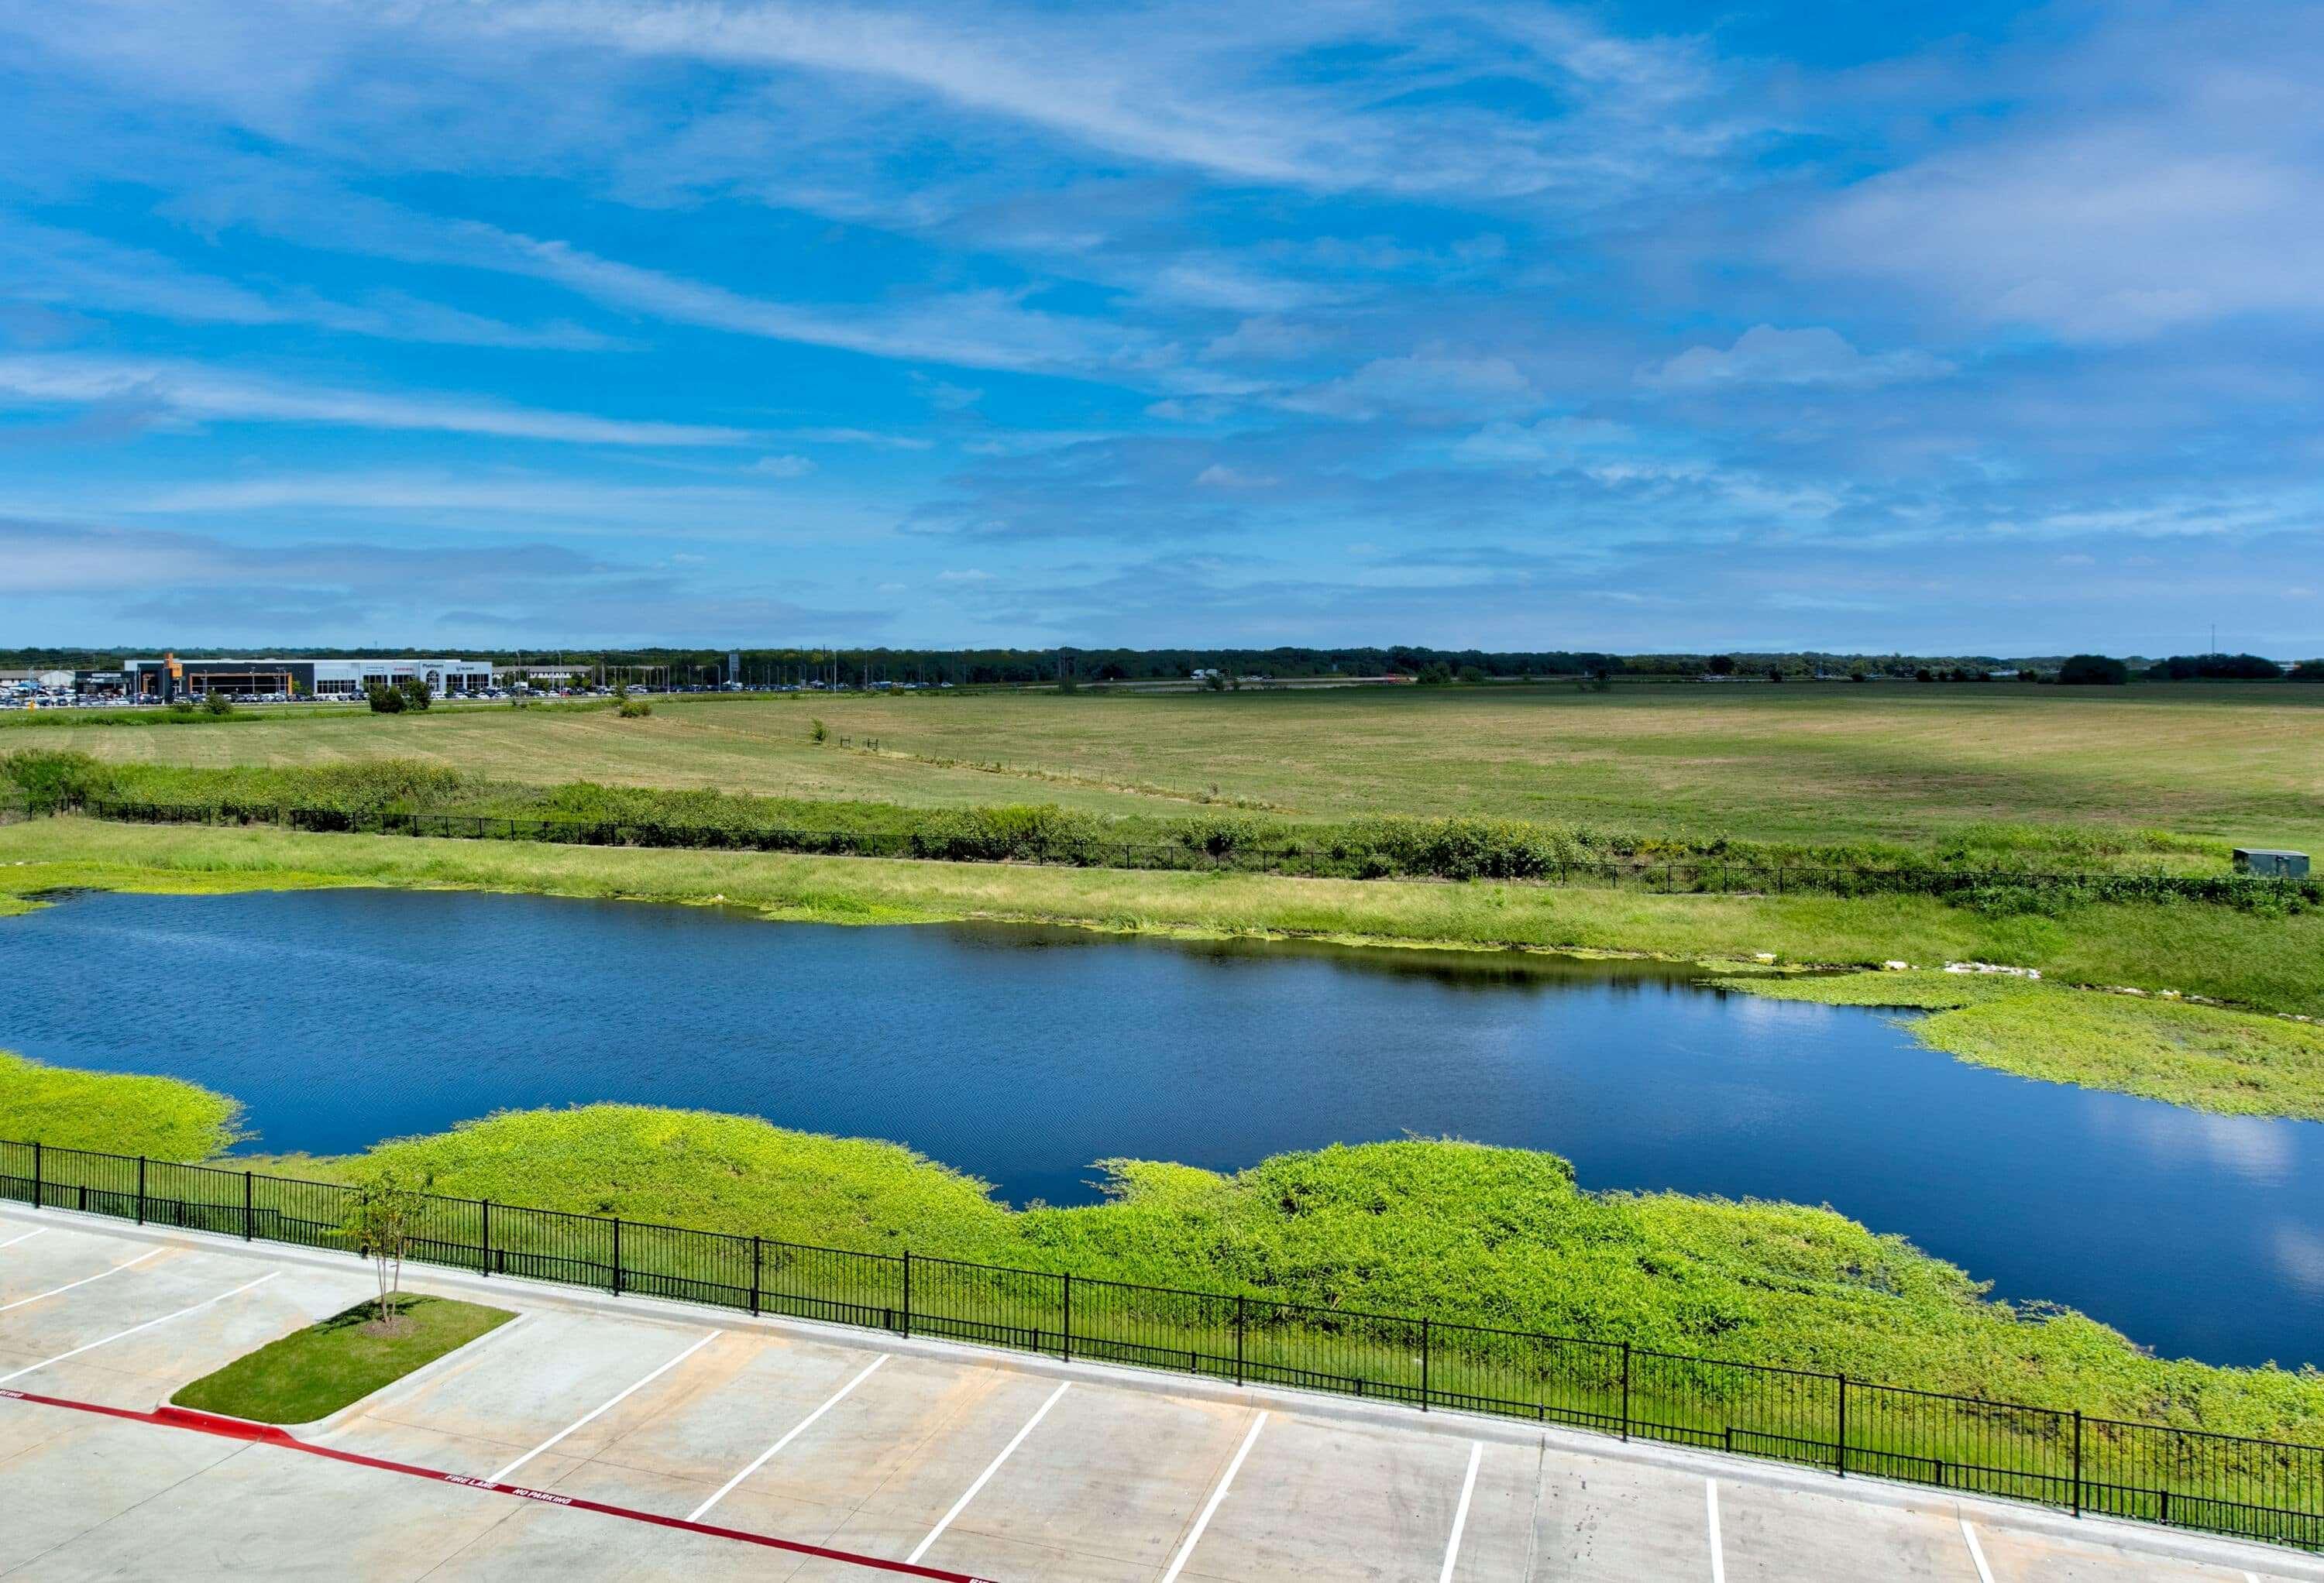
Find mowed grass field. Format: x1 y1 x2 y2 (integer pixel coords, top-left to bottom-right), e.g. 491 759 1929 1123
12 681 2323 853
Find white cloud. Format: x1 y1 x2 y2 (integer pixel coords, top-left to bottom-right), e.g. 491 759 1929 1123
1286 352 1538 421
1202 317 1332 364
1641 327 1952 391
1194 463 1279 489
766 426 933 449
936 567 992 582
916 378 983 411
0 219 613 350
1791 7 2324 342
0 355 747 446
751 454 816 477
1454 415 1632 465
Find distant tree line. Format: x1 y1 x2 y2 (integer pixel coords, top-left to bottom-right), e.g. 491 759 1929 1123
12 644 2320 686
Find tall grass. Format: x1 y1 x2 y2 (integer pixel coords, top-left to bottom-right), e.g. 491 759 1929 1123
11 752 2306 905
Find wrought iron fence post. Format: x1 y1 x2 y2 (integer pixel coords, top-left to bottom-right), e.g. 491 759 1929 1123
749 1236 761 1317
243 1170 253 1240
1061 1272 1072 1363
30 1139 39 1207
137 1155 146 1224
481 1200 492 1276
1234 1295 1246 1386
2072 1410 2083 1517
610 1217 623 1295
902 1250 913 1337
1420 1318 1430 1410
1836 1374 1848 1476
1620 1341 1631 1440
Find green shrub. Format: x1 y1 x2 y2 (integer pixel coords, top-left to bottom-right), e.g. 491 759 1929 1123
366 684 405 714
0 749 118 810
2059 654 2130 685
203 690 235 716
618 699 652 718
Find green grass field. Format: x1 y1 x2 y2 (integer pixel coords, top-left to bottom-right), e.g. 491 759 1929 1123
11 682 2321 857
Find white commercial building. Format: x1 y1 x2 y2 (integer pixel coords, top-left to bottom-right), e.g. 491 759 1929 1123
122 656 495 702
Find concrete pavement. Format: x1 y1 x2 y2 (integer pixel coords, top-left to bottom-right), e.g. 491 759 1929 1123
2 1207 2317 1581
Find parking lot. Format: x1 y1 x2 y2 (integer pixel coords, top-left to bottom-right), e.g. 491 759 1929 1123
2 1210 2316 1582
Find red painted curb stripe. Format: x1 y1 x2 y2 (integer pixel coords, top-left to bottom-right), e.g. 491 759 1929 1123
2 1388 995 1581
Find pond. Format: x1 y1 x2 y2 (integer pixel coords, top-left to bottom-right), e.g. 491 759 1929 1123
4 887 2319 1368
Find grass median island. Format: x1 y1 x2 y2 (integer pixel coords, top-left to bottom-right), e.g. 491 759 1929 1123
1717 970 2324 1119
169 1296 514 1424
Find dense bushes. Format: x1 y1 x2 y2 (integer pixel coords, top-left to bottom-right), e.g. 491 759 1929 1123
2147 653 2284 681
2059 654 2130 685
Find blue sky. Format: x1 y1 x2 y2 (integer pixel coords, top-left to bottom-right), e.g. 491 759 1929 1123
2 0 2319 654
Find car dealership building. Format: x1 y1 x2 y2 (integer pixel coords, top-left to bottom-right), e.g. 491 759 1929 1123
123 655 494 702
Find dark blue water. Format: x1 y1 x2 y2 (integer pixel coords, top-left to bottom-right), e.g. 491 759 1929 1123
4 888 2319 1368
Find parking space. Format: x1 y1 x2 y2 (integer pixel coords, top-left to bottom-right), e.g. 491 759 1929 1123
4 1211 2317 1582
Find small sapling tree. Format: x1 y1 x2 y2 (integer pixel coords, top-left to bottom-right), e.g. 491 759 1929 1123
342 1167 428 1331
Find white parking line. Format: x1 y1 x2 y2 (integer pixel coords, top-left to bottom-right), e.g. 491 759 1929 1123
485 1329 723 1486
1438 1440 1483 1582
0 1247 159 1313
1160 1410 1269 1583
686 1354 889 1523
1706 1478 1725 1583
905 1379 1071 1566
1958 1515 1995 1583
0 1272 277 1385
0 1227 47 1251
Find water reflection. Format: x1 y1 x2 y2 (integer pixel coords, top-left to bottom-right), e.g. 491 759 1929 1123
2 888 2319 1368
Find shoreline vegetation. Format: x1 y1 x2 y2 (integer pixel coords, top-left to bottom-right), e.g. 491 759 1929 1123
5 1057 2320 1446
5 816 2322 1117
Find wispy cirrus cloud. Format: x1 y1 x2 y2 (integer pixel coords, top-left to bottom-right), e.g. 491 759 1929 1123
0 0 2319 652
0 355 748 446
0 219 615 350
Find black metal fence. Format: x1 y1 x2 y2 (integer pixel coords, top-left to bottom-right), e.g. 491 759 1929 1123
56 795 2309 905
4 1135 2319 1552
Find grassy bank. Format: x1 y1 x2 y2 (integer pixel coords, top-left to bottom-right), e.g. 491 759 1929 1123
170 1296 514 1423
0 1050 241 1157
43 1097 2309 1447
1720 970 2324 1119
6 814 2322 1019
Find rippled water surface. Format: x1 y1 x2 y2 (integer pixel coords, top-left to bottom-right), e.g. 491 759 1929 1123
5 887 2319 1367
